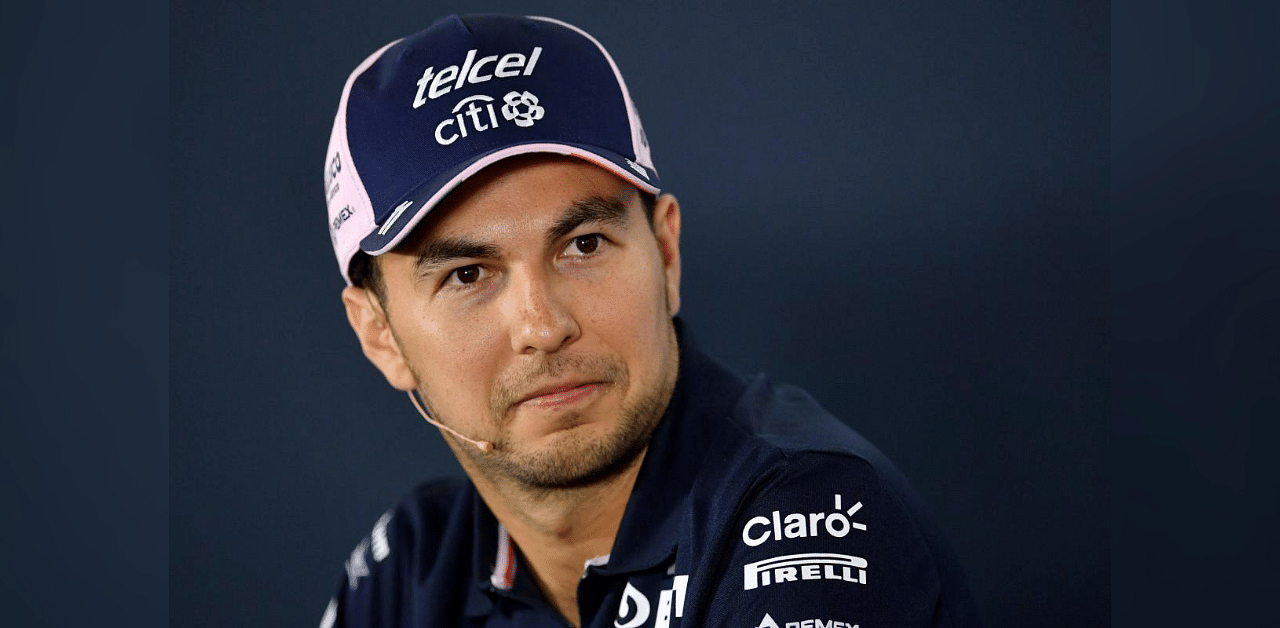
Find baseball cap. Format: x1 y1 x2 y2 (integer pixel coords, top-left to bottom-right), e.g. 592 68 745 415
322 14 661 284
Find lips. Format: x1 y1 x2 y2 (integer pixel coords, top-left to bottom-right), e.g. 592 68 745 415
515 381 607 410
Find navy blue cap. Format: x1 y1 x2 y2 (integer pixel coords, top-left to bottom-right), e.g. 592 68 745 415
323 14 661 283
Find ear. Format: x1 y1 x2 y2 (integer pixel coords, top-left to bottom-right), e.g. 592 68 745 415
341 285 419 391
651 193 682 317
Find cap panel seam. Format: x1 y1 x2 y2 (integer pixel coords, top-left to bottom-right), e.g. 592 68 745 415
525 15 655 170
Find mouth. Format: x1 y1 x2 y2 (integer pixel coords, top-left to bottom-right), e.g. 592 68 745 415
514 380 609 411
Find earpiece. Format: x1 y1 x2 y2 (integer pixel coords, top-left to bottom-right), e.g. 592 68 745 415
407 390 495 453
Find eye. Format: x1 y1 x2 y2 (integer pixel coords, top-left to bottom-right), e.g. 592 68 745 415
446 264 485 286
565 234 602 257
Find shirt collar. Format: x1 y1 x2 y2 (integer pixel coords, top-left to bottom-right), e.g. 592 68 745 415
465 494 500 616
465 493 548 616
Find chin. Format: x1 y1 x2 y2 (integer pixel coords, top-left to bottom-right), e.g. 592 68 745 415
494 407 658 490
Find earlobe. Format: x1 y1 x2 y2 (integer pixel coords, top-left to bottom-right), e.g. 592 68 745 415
341 286 419 391
652 193 683 316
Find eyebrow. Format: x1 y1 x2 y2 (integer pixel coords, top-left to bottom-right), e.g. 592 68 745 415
545 195 631 246
411 194 632 272
413 237 501 273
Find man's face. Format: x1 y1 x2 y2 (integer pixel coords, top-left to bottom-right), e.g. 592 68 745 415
348 156 682 489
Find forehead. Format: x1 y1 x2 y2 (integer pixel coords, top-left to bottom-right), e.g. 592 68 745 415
404 155 639 244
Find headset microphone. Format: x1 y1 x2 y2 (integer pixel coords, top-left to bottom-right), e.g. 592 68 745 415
407 390 495 453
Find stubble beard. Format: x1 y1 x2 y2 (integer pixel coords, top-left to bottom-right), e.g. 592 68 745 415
482 321 678 490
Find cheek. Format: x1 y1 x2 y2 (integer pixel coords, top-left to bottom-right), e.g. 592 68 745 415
406 308 503 406
576 250 670 354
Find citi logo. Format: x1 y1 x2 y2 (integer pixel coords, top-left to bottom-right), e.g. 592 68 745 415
413 46 543 107
743 553 867 591
741 494 866 548
434 91 545 146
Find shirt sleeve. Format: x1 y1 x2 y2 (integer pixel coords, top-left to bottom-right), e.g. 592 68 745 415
700 452 965 628
317 509 406 628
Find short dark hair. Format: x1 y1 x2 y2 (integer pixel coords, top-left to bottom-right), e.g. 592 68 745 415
347 246 385 303
350 191 656 306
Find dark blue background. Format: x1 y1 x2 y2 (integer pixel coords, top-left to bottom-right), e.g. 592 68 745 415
171 1 1107 626
0 0 166 625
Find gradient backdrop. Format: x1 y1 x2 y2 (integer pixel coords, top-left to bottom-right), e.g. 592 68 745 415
172 1 1108 626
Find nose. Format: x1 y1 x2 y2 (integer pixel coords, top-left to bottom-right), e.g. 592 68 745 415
505 268 580 355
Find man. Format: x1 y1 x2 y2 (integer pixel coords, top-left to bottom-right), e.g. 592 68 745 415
320 14 980 628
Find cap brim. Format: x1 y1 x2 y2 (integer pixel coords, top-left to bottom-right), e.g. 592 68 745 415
359 142 661 255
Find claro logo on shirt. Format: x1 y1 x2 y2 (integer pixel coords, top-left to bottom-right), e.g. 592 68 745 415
741 494 867 548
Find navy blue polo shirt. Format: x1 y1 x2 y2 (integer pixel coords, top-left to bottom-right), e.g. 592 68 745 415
320 329 981 628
